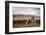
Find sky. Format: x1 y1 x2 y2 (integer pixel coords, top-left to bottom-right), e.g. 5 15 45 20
13 7 40 17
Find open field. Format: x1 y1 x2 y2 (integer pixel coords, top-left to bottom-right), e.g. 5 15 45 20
13 15 40 28
13 23 40 28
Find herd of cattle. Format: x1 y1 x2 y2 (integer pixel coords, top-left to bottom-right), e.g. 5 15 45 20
13 17 40 25
13 19 30 25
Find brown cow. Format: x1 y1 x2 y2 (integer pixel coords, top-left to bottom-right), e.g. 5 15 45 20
13 19 27 25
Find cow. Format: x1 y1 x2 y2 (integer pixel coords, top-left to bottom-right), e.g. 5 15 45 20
13 17 32 25
13 19 27 25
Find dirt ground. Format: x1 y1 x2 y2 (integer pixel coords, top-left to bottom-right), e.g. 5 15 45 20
13 22 40 28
